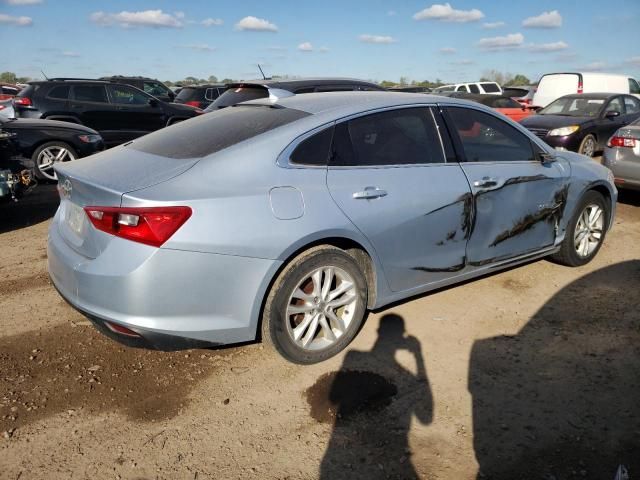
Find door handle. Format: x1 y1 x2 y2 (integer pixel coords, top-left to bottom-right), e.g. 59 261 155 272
473 177 501 189
353 186 388 200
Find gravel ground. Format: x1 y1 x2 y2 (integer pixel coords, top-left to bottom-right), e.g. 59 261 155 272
1 185 639 480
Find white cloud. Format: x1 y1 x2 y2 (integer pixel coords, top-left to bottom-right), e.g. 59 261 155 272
178 44 216 52
4 0 42 4
202 18 223 27
298 42 313 52
522 10 562 28
451 59 474 65
235 16 278 32
90 10 183 28
439 47 456 54
318 46 330 53
482 21 505 29
0 13 32 25
528 41 568 52
625 56 640 67
477 32 524 50
359 34 397 44
174 11 185 19
62 51 80 57
413 3 484 23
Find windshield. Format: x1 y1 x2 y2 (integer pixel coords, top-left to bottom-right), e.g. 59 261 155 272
539 97 604 117
204 86 268 111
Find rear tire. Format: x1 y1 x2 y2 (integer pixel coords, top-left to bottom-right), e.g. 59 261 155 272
32 141 77 182
551 190 608 267
578 134 597 157
261 246 368 364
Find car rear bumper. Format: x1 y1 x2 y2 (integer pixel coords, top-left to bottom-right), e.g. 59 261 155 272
603 146 640 190
47 212 281 348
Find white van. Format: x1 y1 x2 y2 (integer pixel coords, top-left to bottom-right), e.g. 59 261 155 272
433 81 502 95
533 72 640 108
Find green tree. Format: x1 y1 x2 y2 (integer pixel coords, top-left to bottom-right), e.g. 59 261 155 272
505 74 531 87
208 75 218 83
0 72 18 84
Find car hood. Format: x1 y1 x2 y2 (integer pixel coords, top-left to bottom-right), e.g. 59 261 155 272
0 118 99 134
520 114 592 130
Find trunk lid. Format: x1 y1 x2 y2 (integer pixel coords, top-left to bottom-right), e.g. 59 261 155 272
53 145 199 259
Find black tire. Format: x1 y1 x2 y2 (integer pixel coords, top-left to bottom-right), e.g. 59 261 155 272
551 190 608 267
31 141 78 182
261 246 368 364
578 134 597 157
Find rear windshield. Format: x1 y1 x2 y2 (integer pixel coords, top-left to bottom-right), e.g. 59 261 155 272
128 105 309 159
480 83 500 93
205 86 269 111
175 87 199 102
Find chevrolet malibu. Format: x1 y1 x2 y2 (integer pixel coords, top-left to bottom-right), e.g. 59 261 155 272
48 92 617 364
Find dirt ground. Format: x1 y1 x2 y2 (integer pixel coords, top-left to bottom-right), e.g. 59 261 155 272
1 185 639 480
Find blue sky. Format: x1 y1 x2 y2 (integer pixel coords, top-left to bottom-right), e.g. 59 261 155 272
1 0 639 84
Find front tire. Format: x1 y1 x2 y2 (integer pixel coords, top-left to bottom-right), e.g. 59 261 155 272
32 141 77 182
551 191 608 267
578 134 597 157
262 246 368 364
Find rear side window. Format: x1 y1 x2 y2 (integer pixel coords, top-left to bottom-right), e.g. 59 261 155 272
128 105 309 159
331 107 445 166
73 85 108 103
204 88 220 101
290 127 333 166
446 107 535 162
624 96 640 114
480 83 500 93
468 84 480 94
47 85 70 100
629 78 640 95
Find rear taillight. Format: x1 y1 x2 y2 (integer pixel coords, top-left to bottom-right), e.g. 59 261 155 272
13 97 32 106
83 206 192 247
608 136 637 148
185 100 201 108
577 80 583 94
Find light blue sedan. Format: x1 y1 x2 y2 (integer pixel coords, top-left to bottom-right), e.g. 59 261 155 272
48 92 616 363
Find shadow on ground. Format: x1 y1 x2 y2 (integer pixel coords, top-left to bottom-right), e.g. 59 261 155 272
470 260 640 479
308 314 433 479
0 184 59 234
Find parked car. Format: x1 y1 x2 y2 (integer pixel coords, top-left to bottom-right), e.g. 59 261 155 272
0 83 21 100
203 78 385 111
532 72 640 108
0 99 15 119
99 76 176 103
174 84 226 109
437 93 533 122
13 79 200 147
521 93 640 157
602 117 640 190
0 117 104 181
433 82 502 95
503 86 536 107
48 91 616 364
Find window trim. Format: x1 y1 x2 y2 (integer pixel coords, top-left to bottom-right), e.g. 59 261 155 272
278 104 452 169
441 104 547 164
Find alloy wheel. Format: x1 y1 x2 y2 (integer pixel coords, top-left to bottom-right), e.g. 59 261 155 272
36 145 76 181
574 203 604 258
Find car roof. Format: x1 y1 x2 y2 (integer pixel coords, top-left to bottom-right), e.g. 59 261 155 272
558 93 624 100
243 90 482 116
180 84 226 89
226 77 383 90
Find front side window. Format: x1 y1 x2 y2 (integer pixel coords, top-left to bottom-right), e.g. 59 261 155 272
446 107 535 163
73 85 108 103
143 81 169 97
469 84 480 94
109 85 150 105
629 78 640 95
331 107 445 167
604 97 624 114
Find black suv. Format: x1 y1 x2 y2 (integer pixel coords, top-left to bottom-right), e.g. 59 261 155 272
99 76 175 103
174 84 226 109
13 80 200 147
203 78 385 111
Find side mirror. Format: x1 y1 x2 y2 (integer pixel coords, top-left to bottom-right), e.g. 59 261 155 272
605 110 621 119
148 98 159 108
538 151 557 164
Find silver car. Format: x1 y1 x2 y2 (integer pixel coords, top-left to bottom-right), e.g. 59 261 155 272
603 117 640 190
48 92 617 364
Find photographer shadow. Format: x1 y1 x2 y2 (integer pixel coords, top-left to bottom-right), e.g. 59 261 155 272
317 314 432 480
469 260 640 479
